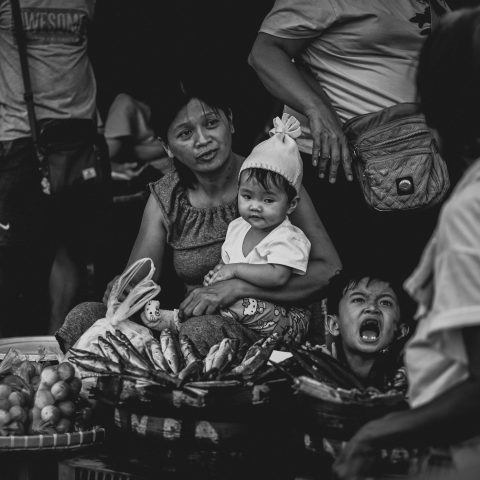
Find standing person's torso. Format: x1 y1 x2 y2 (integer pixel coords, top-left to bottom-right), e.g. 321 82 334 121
260 0 430 153
0 0 97 141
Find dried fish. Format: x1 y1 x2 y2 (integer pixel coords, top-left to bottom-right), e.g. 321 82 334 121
179 335 201 366
105 331 151 371
178 360 203 384
160 329 181 374
69 354 123 375
97 336 122 364
145 338 170 372
203 343 220 373
211 338 237 372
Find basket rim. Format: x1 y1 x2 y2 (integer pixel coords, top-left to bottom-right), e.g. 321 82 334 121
0 426 106 451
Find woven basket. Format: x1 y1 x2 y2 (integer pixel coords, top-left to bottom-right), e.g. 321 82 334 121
0 426 106 451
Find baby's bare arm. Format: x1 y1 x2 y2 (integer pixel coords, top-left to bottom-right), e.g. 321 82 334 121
210 263 292 288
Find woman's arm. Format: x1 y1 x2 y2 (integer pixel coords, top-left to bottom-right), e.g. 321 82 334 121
249 33 352 183
127 194 167 283
332 325 480 479
103 194 167 303
178 188 341 318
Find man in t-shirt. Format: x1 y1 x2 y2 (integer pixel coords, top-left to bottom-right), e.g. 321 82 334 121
0 0 108 335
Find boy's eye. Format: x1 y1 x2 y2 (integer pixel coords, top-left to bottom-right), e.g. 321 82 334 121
264 198 274 204
351 297 364 303
241 194 251 200
380 299 393 307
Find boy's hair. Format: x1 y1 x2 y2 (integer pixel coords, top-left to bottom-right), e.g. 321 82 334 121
240 168 297 203
326 269 414 322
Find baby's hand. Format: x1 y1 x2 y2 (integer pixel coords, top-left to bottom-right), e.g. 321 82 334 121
203 263 224 286
205 264 236 285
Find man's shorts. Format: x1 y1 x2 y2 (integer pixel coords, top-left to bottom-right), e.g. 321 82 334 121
0 138 49 248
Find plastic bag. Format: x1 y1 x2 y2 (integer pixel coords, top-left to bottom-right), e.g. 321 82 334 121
70 258 161 357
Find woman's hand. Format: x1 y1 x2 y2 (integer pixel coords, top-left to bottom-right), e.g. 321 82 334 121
306 107 353 184
178 279 244 320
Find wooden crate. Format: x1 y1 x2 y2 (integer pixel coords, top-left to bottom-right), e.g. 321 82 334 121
58 454 148 480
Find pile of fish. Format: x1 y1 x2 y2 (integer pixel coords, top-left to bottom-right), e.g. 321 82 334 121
67 329 281 390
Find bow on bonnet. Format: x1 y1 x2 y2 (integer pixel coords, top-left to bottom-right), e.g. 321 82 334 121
269 113 302 140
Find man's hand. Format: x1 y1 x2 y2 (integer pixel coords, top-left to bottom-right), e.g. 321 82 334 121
204 264 236 286
332 428 379 480
110 161 147 181
179 279 243 320
307 108 353 184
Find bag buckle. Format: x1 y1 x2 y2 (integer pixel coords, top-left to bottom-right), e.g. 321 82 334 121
396 177 414 196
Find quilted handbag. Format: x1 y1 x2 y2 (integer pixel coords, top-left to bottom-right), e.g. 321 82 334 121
343 103 450 212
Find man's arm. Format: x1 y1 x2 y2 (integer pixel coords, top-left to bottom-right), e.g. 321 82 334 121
332 326 480 479
249 33 352 183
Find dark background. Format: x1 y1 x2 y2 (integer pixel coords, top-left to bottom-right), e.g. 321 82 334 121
89 0 278 155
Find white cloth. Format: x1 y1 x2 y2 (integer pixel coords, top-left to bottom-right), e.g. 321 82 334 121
404 159 480 408
0 0 97 140
259 0 429 154
221 217 310 275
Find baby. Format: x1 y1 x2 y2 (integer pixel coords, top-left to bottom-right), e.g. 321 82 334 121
203 114 311 340
142 114 311 343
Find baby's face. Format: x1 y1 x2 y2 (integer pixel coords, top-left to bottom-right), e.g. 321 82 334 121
238 174 292 232
336 278 401 356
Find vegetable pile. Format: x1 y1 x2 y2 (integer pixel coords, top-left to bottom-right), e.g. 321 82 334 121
0 358 92 435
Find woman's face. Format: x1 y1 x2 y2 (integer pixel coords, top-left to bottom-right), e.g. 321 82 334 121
166 98 234 175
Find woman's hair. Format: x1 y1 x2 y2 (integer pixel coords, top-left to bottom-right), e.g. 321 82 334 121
150 77 233 188
240 168 297 202
417 7 480 161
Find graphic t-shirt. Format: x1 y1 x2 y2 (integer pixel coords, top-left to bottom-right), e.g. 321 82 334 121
260 0 430 154
0 0 96 140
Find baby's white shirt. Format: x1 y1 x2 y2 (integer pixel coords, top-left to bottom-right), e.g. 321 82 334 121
221 217 311 275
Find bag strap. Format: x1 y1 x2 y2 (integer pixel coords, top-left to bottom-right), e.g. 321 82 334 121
9 0 51 194
9 0 38 145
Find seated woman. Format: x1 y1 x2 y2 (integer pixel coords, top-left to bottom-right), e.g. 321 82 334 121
333 7 480 479
56 77 341 354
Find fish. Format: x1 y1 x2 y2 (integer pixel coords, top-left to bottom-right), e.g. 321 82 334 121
179 335 201 366
160 329 181 374
203 343 220 373
68 347 97 359
178 360 203 384
69 354 123 375
97 336 122 364
145 338 170 372
105 331 151 371
211 338 237 372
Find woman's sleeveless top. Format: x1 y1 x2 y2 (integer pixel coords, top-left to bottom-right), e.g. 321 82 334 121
150 171 238 289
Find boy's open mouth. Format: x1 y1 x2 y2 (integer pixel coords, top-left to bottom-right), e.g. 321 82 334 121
359 318 381 343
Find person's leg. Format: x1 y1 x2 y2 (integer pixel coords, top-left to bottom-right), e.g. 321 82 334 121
49 243 84 334
221 298 311 344
55 301 107 353
178 314 260 357
0 139 51 336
